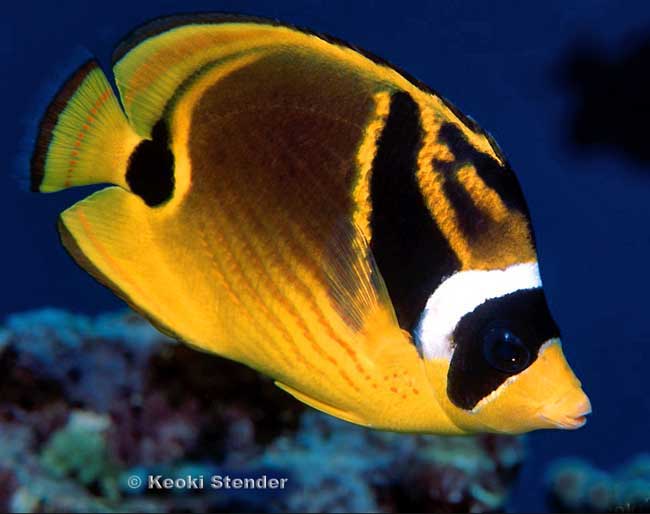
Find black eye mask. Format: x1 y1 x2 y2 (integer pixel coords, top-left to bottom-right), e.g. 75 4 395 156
446 288 560 410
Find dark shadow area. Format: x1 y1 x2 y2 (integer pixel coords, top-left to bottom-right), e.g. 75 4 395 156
556 29 650 166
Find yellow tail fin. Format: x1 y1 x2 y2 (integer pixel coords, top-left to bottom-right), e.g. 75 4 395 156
30 59 140 193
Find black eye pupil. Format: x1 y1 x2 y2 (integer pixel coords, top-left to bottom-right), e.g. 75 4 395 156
482 326 531 373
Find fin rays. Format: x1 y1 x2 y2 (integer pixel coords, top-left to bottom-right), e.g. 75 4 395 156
31 60 140 194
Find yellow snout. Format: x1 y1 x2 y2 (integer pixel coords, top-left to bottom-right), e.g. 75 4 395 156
426 338 591 434
530 340 592 430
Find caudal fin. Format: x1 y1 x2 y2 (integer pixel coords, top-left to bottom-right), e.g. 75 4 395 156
30 59 140 193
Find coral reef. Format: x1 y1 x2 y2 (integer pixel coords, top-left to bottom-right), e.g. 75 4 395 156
546 455 650 513
257 411 523 513
0 308 525 513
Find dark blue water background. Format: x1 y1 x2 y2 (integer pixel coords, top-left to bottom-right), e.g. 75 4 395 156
4 1 650 511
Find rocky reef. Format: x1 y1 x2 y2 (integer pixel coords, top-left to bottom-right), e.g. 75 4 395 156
546 455 650 513
0 309 525 513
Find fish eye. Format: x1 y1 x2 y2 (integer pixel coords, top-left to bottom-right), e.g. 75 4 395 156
482 323 531 373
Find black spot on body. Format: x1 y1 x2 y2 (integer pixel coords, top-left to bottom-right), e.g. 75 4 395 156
369 92 460 332
126 120 175 206
447 288 560 410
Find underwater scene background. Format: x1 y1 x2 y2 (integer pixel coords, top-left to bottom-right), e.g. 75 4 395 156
3 0 650 512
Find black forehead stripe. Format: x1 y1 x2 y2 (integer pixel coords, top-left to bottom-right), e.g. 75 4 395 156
369 91 460 332
436 157 492 240
447 288 560 410
436 122 531 218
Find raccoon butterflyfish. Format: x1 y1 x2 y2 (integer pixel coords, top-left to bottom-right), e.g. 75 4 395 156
29 14 591 435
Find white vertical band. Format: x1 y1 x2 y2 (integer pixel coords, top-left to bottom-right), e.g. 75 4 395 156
414 262 542 360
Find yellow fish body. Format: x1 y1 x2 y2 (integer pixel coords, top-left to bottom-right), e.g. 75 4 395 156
30 14 590 435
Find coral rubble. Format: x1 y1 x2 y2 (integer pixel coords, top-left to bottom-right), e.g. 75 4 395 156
546 455 650 513
0 309 525 513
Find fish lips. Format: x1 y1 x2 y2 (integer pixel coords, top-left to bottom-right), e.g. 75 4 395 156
538 388 592 430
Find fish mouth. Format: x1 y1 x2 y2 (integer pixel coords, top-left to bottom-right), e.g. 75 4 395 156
538 389 592 430
540 411 590 430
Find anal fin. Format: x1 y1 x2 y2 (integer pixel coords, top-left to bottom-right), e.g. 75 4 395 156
58 186 230 354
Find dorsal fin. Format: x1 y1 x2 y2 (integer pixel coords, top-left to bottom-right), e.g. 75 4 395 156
111 13 456 139
113 18 281 135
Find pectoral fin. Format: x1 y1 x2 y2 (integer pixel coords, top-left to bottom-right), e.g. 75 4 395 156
275 381 370 426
